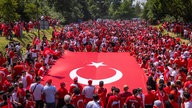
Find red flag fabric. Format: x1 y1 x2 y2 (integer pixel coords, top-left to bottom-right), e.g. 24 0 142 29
42 48 55 56
0 67 9 81
42 51 147 93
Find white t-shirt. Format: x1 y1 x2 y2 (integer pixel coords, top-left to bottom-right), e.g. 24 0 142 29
15 45 20 52
30 82 44 100
184 100 192 108
178 88 184 98
21 76 27 88
82 85 95 99
86 100 101 108
10 91 18 107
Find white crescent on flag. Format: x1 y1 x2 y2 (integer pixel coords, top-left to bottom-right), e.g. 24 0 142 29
69 67 123 85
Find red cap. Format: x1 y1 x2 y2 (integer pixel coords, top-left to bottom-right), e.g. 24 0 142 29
88 79 92 85
73 77 78 81
60 82 65 86
47 79 52 83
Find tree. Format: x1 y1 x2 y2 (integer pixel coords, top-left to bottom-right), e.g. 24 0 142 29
87 0 110 19
24 3 41 21
142 0 192 23
181 0 192 22
0 0 19 22
108 0 121 19
109 0 135 20
134 2 142 18
78 0 92 20
47 0 84 24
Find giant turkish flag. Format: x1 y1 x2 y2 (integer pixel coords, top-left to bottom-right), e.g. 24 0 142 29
42 51 147 93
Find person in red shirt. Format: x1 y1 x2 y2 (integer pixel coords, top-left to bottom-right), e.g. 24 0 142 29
106 87 123 108
168 85 180 106
13 61 24 79
183 75 192 95
17 82 26 108
0 66 9 80
163 81 171 95
25 93 35 108
137 88 145 108
56 82 68 108
165 94 179 108
25 70 34 89
96 81 107 108
119 85 132 104
175 68 186 82
8 48 15 66
69 77 83 95
144 86 156 108
101 45 107 52
0 51 6 67
37 64 47 77
124 88 142 108
71 88 84 108
85 43 92 52
106 86 116 104
187 55 192 72
34 59 43 75
2 75 12 92
155 85 168 106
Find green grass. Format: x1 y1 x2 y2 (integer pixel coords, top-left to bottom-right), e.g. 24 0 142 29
0 28 54 54
153 24 190 44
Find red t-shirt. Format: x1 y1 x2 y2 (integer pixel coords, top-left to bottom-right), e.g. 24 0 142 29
113 46 119 52
144 91 156 105
106 95 123 108
163 86 171 94
183 80 192 94
119 92 132 103
175 72 186 82
170 101 179 108
187 58 192 71
0 67 9 80
0 57 6 66
86 44 92 52
26 75 33 89
97 87 107 107
25 100 35 108
57 87 68 99
170 90 180 103
17 87 26 104
9 51 14 58
155 90 168 103
125 95 142 108
2 80 12 92
34 62 42 71
13 65 24 78
72 95 84 108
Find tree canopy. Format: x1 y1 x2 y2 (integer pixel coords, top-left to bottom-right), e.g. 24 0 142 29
0 0 192 24
142 0 192 23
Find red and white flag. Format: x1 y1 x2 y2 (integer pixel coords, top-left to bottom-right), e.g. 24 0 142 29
42 51 147 93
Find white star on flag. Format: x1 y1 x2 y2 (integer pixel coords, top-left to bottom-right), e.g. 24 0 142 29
88 62 106 68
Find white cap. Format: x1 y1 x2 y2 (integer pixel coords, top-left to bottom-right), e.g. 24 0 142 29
154 100 162 107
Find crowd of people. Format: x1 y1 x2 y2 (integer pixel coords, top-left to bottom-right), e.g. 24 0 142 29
161 22 192 42
0 16 60 39
0 19 192 108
